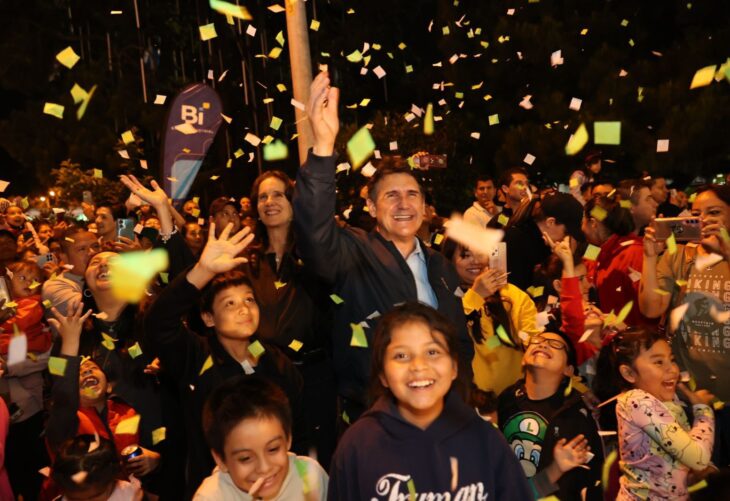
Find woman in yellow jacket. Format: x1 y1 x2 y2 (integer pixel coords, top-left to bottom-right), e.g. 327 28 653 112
442 239 541 398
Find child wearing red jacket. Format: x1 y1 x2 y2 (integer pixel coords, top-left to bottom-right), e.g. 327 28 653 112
42 301 156 500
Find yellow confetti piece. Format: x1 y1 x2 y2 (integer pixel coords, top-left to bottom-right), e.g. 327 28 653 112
29 280 41 290
93 168 103 178
687 479 708 493
346 50 363 63
42 299 53 309
594 121 621 145
564 376 573 396
275 30 285 46
199 355 214 376
115 415 141 435
690 65 717 89
159 272 169 284
488 114 500 126
268 47 283 59
330 294 344 305
43 103 65 119
342 410 350 424
49 356 67 376
109 249 169 303
276 83 287 92
565 123 589 155
713 400 725 411
675 279 687 287
433 233 444 245
56 46 80 69
666 232 677 255
70 83 88 104
583 244 601 261
527 286 544 298
654 288 670 296
423 103 434 135
619 200 631 209
76 84 97 120
209 0 252 20
350 323 368 348
580 28 589 35
127 342 143 359
310 19 320 31
346 126 376 169
288 339 303 352
497 214 509 226
152 427 167 445
590 206 608 221
121 130 135 145
615 301 633 325
248 340 266 359
199 23 218 41
270 116 283 130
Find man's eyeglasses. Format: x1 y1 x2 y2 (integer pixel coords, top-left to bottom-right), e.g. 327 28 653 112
528 335 567 352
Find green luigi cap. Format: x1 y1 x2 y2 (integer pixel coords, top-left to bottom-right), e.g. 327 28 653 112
503 412 548 443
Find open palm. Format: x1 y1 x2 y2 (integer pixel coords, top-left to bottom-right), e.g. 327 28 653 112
120 174 169 209
199 223 254 273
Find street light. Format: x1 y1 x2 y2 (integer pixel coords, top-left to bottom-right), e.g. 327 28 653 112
49 190 56 197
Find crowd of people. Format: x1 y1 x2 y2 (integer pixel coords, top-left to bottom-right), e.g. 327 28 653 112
0 70 729 500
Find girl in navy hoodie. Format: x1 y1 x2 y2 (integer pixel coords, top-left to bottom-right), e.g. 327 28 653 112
328 302 531 500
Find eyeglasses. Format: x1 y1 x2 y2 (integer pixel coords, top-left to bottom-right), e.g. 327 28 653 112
528 335 567 352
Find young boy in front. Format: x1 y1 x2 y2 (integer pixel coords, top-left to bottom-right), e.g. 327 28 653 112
195 376 327 500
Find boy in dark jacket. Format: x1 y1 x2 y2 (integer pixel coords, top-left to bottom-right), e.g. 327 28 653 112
498 331 603 500
143 222 307 498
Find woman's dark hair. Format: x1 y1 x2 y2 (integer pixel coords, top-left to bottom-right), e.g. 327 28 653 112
51 435 120 493
199 270 256 315
203 376 292 458
592 327 667 402
441 238 519 345
369 302 459 404
696 184 730 207
584 194 635 237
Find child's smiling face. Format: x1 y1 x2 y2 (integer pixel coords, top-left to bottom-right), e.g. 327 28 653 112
379 320 457 430
213 415 291 500
620 339 679 402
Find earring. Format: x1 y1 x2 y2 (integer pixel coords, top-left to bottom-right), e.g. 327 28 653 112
83 288 93 298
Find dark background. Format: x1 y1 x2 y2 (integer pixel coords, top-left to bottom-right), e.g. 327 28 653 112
1 0 728 212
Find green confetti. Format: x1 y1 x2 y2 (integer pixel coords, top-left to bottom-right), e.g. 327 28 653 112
565 123 589 156
270 116 283 130
350 323 368 348
485 335 501 350
128 342 143 359
263 140 288 161
488 114 500 126
583 244 601 261
330 294 345 305
590 206 608 221
495 324 515 347
294 458 311 493
593 121 622 145
497 214 510 226
48 356 68 376
346 126 376 169
248 340 266 359
342 410 350 424
407 478 417 501
346 50 363 63
615 301 634 324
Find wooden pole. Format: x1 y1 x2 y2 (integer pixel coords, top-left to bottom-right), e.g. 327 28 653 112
285 0 314 165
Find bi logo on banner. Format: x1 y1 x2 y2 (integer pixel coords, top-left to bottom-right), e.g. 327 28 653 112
181 103 210 125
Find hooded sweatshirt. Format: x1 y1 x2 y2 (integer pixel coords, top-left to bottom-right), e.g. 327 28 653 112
328 390 531 500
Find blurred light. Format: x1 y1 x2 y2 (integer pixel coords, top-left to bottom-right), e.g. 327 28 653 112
40 196 46 202
49 190 56 197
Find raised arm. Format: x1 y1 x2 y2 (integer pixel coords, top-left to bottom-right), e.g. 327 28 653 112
293 71 355 282
45 301 93 451
638 226 671 318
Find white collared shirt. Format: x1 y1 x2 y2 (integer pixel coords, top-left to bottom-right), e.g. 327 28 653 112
405 239 439 308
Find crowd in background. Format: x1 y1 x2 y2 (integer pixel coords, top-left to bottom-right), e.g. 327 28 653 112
0 71 729 500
